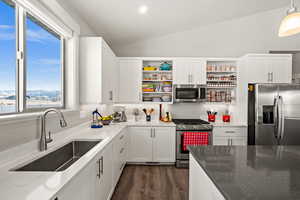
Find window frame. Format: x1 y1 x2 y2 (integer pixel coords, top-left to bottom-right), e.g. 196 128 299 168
0 0 65 116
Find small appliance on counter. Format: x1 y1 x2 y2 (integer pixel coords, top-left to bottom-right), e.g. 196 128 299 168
112 106 127 123
142 108 154 122
91 109 103 128
207 110 217 122
132 108 140 121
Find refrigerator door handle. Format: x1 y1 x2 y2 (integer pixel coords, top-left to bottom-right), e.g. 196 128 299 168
273 97 279 139
279 96 285 141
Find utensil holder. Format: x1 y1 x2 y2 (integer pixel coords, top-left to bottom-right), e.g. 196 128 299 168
208 114 216 122
146 115 151 122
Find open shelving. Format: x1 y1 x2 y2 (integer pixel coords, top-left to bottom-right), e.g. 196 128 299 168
206 60 237 104
142 60 173 103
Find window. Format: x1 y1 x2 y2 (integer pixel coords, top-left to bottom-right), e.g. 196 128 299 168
0 0 64 115
0 0 16 113
26 14 63 109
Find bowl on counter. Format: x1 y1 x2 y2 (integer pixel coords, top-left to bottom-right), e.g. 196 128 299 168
101 119 112 125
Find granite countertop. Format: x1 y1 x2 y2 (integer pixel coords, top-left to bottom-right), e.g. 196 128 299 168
189 145 300 200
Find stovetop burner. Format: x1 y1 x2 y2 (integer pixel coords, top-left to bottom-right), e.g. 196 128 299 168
173 118 213 131
173 119 210 125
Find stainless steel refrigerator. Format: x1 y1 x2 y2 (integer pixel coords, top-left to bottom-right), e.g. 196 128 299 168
248 84 300 145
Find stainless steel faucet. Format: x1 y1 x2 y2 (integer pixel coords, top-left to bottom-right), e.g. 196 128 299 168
40 108 67 151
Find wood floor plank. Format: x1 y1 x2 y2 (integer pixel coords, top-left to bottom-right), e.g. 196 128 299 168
111 165 189 200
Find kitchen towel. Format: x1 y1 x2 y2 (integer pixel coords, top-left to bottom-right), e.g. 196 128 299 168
182 132 209 151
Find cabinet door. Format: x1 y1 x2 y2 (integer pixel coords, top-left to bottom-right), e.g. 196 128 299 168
173 59 190 84
152 127 176 162
269 56 292 83
128 127 153 162
231 137 247 145
213 137 230 146
190 59 206 85
54 160 95 200
118 59 142 103
102 40 117 103
95 143 113 200
246 57 269 83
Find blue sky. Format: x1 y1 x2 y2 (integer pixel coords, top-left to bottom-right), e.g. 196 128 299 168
0 0 61 91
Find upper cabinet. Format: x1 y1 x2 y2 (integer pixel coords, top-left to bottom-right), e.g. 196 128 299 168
173 59 206 85
242 54 292 84
118 59 142 103
79 37 118 104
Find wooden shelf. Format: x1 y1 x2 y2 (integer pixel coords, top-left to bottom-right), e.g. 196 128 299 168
206 86 236 89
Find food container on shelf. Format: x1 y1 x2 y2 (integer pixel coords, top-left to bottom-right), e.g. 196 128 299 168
143 66 157 71
159 62 172 71
162 86 172 92
161 95 172 102
152 97 162 102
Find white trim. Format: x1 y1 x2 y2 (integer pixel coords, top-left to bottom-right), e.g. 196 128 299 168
13 0 73 38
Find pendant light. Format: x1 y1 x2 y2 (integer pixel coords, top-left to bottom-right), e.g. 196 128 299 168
278 0 300 37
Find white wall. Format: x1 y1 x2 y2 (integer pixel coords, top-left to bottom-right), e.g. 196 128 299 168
113 7 300 57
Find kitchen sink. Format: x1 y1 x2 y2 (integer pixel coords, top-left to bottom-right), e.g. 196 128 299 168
13 140 102 172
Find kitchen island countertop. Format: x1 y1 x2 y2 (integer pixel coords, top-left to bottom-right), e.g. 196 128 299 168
189 145 300 200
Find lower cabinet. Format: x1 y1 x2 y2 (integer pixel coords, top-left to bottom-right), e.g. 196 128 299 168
94 143 113 200
189 155 225 200
112 128 128 187
213 126 247 146
128 126 176 163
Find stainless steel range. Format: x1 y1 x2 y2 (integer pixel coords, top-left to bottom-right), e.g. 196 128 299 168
173 119 213 168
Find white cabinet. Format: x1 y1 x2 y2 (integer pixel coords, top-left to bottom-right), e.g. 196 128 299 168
189 155 225 200
128 127 153 162
112 129 128 187
213 126 247 146
118 59 142 103
52 156 95 200
152 127 176 162
80 37 118 104
173 59 206 85
128 126 176 163
94 143 113 200
243 54 292 84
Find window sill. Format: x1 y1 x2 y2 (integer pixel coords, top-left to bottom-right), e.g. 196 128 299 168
0 109 78 126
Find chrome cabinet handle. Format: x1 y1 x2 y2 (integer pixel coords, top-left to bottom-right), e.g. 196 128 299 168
100 156 104 175
153 129 155 138
119 135 124 140
97 159 101 179
120 148 125 154
109 91 113 101
271 72 274 82
225 131 235 133
150 128 152 138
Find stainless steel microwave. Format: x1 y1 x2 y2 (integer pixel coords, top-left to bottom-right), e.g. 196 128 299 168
174 85 206 102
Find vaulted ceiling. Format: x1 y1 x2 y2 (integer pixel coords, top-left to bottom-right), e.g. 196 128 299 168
57 0 291 46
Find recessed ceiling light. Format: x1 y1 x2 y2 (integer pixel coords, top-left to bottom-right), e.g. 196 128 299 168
139 5 148 14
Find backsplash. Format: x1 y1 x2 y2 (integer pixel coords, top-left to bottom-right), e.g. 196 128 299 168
0 111 89 152
81 103 242 123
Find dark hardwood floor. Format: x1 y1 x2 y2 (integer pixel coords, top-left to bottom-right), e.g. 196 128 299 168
111 165 189 200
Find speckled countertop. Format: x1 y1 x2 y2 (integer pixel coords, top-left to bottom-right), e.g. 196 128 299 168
189 145 300 200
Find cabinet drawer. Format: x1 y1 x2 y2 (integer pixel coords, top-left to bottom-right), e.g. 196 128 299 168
213 127 247 137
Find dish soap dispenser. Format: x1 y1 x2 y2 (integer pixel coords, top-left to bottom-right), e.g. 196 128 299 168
91 109 103 128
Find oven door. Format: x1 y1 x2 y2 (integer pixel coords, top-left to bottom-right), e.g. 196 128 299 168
176 130 212 160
